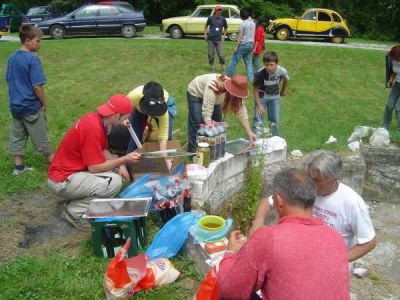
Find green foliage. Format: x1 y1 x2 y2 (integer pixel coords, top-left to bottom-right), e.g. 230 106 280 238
212 160 264 234
3 0 399 38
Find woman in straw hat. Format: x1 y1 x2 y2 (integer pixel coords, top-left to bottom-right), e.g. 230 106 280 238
187 73 256 153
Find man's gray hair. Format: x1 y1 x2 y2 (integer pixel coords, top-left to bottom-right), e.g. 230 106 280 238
272 168 316 209
303 150 342 180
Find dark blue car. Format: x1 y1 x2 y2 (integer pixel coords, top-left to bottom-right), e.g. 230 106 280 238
37 4 146 39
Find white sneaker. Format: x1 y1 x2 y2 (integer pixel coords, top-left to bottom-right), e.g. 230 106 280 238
12 166 34 176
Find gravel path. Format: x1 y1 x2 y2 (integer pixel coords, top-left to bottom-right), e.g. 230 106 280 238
1 33 391 52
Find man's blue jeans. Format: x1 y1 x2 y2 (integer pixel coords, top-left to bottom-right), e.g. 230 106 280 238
225 42 254 81
383 82 400 132
187 91 222 153
252 97 280 136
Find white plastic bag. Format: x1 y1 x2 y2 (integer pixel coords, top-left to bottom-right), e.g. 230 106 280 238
347 126 371 143
369 127 390 147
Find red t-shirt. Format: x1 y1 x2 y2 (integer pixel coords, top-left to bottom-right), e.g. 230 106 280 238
253 26 265 55
218 216 350 300
48 112 107 182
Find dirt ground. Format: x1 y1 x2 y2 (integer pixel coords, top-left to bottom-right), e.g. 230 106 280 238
0 191 399 299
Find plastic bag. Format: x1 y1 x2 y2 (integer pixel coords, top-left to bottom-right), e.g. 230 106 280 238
132 258 180 295
189 218 232 244
347 126 371 143
369 127 390 147
103 238 136 299
120 174 153 198
195 266 220 300
103 240 180 299
145 212 203 260
120 174 172 198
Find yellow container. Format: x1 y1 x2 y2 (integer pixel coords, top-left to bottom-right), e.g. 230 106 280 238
198 215 225 232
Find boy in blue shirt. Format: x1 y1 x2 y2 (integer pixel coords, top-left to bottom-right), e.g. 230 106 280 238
252 51 289 136
6 25 53 175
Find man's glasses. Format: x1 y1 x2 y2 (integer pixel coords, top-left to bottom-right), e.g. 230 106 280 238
145 97 164 106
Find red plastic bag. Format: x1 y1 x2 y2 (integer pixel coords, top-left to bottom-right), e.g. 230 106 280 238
103 238 135 299
195 266 220 300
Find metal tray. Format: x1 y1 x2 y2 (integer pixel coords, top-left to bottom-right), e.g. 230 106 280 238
225 138 257 155
83 197 151 219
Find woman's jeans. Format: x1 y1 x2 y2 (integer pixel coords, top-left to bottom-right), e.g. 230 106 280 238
187 91 222 153
225 42 254 81
383 81 400 132
252 97 280 136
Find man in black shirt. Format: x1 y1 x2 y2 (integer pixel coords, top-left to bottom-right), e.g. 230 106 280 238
204 5 228 72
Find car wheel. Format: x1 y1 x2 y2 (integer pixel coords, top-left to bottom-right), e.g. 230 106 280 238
169 26 183 39
228 32 238 41
121 25 136 38
331 36 344 44
276 27 290 41
50 25 66 39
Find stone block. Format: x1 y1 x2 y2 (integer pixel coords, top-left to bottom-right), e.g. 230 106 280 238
189 143 287 209
341 152 366 195
362 145 400 204
353 268 369 278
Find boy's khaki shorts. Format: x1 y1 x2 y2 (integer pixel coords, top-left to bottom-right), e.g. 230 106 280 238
8 109 52 156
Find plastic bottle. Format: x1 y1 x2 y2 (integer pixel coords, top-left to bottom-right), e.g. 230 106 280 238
213 123 221 160
164 184 177 222
206 125 216 162
152 186 167 224
196 124 206 145
181 174 192 212
219 122 227 158
173 178 183 213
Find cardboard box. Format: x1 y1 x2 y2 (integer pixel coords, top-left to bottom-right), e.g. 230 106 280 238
129 140 184 176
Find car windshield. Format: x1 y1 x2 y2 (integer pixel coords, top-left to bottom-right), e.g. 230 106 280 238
27 7 50 16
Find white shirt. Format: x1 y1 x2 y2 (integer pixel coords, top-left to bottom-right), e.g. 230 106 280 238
312 182 375 249
392 60 400 83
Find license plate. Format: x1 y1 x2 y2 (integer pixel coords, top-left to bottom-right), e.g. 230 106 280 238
31 18 42 21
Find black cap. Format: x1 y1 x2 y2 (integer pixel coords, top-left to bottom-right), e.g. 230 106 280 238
139 81 167 117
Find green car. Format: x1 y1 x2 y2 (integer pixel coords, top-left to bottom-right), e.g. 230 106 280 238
0 3 24 32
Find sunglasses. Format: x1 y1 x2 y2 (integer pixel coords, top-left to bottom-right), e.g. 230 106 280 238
144 97 164 106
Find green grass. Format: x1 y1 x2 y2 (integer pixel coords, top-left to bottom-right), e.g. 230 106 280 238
0 35 394 299
0 216 202 300
0 36 392 196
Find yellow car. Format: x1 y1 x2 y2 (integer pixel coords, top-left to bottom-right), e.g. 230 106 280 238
267 8 351 43
160 4 242 41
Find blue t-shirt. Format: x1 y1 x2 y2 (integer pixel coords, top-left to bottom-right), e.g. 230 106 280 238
6 50 47 118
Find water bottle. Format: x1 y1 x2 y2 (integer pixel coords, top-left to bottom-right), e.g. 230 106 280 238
215 122 225 158
206 125 216 162
196 124 206 145
213 123 221 160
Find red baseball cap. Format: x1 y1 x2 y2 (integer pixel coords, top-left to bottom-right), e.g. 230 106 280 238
215 5 222 11
97 94 133 117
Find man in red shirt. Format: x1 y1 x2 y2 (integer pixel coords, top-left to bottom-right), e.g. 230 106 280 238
48 94 141 229
218 168 350 300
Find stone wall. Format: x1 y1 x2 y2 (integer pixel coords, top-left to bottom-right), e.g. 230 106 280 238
362 145 400 204
190 146 287 210
190 142 400 209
